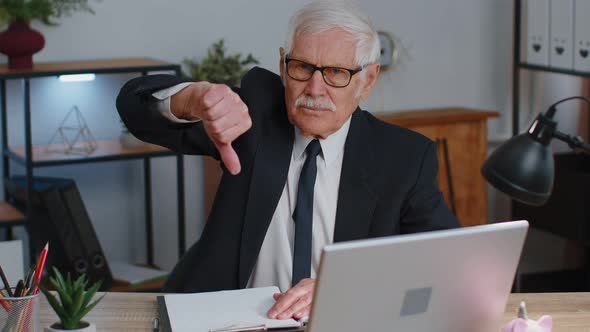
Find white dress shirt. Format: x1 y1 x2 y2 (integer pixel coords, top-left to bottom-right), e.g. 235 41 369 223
247 119 350 292
152 82 196 123
153 84 351 292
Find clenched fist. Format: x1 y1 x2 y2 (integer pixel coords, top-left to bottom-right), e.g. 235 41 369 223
171 82 252 175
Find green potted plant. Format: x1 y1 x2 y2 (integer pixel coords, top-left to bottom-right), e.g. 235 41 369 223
0 0 98 69
41 267 106 332
183 38 259 86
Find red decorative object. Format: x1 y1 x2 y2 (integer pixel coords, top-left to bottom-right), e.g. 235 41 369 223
0 21 45 69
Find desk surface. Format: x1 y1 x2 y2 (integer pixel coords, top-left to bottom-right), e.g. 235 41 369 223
39 292 590 331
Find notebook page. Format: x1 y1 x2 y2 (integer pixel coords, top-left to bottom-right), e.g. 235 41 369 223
164 287 301 332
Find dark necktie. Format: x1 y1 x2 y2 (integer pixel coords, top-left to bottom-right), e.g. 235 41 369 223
292 139 322 286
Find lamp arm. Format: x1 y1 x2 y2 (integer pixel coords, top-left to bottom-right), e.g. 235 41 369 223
545 96 590 118
540 96 590 155
553 130 590 154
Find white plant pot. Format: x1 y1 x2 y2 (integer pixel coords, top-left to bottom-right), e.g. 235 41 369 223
119 132 146 148
44 321 96 332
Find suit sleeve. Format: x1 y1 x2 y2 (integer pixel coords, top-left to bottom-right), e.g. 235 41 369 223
116 74 218 158
399 141 460 233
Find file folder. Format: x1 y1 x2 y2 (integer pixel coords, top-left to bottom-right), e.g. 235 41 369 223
549 0 574 69
524 0 550 66
574 0 590 72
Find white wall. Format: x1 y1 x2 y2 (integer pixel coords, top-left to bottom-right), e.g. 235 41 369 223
2 0 581 271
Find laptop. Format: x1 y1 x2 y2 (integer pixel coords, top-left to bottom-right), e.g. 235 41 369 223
306 220 529 332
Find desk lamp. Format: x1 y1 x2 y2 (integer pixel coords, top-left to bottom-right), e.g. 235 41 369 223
482 96 590 206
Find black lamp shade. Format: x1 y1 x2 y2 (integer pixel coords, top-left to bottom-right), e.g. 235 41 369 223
482 133 554 206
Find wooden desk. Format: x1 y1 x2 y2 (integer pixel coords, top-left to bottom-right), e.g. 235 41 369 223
39 292 590 331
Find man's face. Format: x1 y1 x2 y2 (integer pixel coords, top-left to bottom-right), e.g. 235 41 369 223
280 29 379 138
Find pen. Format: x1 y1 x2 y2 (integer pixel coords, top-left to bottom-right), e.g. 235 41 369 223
153 317 159 332
0 264 14 297
0 291 11 311
14 279 24 297
209 324 266 332
24 263 36 289
22 265 34 296
26 279 39 296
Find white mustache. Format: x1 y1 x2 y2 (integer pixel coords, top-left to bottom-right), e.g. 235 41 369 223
294 96 336 112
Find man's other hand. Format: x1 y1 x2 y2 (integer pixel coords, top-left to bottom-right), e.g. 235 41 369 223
267 278 315 320
171 82 252 175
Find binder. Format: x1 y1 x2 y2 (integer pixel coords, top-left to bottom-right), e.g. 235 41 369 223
549 0 575 69
524 0 550 66
4 176 113 290
574 0 590 72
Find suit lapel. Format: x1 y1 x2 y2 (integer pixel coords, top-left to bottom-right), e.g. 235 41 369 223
238 114 294 288
334 110 378 243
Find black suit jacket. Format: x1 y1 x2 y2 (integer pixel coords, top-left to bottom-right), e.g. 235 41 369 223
116 67 459 293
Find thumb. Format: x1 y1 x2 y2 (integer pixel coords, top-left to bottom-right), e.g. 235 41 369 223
215 141 241 175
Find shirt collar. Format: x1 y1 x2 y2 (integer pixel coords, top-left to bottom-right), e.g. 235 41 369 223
292 116 351 168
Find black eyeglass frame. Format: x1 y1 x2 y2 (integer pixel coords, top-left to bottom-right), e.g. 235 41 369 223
284 56 365 88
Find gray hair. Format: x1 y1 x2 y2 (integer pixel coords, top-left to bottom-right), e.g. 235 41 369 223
284 1 381 67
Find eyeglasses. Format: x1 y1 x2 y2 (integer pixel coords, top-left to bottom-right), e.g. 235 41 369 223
284 57 364 88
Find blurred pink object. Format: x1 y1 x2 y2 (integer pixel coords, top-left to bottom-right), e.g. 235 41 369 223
502 301 552 332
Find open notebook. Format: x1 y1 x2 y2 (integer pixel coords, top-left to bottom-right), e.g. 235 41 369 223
157 287 305 332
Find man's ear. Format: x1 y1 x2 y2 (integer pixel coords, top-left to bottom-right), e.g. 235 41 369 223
279 47 286 82
359 63 380 100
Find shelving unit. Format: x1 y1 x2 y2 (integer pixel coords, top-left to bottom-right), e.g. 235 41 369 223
512 0 590 292
0 58 186 267
512 0 590 136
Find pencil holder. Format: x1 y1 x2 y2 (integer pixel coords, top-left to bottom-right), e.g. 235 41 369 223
0 289 41 332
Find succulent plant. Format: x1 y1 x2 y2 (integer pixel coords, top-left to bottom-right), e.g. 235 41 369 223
40 267 106 330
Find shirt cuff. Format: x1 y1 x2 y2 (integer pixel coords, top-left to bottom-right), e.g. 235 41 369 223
152 82 200 123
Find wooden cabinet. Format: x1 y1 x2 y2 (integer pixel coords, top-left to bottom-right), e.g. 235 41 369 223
0 201 24 238
204 108 498 227
375 108 498 227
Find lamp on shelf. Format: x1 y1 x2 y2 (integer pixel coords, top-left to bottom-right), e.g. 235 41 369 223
482 96 590 206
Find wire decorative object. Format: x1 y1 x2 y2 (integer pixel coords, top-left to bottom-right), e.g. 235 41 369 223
47 105 97 155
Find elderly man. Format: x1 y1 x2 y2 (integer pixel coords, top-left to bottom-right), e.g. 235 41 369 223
117 0 458 320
